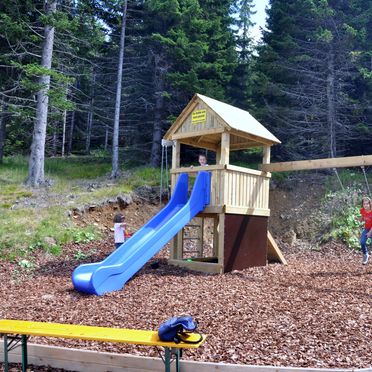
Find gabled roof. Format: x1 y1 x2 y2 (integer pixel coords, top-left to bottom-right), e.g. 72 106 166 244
164 93 280 149
196 94 280 144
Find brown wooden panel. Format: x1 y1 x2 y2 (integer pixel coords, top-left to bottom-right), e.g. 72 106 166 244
224 214 267 272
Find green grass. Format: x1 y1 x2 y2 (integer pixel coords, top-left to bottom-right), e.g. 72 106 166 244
45 156 112 180
0 155 29 183
324 168 371 194
128 167 162 187
0 156 163 261
0 206 102 260
320 168 371 249
321 194 362 249
269 169 370 250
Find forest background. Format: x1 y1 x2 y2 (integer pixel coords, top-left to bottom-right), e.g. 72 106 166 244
0 4 371 366
0 0 371 187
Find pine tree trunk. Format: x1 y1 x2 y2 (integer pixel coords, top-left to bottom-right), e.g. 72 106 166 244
150 55 165 167
61 109 67 157
104 124 109 151
327 51 336 158
85 72 95 155
26 0 57 187
61 86 69 157
111 0 127 178
85 111 92 154
0 107 6 164
52 122 57 156
67 110 75 156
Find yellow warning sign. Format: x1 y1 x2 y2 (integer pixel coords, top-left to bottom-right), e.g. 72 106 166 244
191 109 207 125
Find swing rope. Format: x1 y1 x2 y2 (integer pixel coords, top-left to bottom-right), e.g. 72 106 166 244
333 168 345 191
360 166 371 196
160 139 172 204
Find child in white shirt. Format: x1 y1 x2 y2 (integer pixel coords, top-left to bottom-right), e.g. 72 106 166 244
113 213 127 249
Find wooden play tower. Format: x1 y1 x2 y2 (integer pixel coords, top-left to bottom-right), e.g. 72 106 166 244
163 93 281 274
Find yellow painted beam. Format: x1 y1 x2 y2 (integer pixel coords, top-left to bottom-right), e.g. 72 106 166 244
261 155 372 172
0 319 206 349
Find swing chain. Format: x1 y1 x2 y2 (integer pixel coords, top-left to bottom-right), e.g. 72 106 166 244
160 139 173 204
360 166 371 196
333 167 345 191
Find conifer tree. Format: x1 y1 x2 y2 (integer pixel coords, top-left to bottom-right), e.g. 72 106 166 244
229 0 256 109
0 0 245 166
26 0 57 187
255 0 372 160
111 0 128 178
141 0 237 166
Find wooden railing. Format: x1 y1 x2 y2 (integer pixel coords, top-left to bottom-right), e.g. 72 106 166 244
170 164 271 216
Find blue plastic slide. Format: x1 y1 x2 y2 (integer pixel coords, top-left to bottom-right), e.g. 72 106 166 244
72 171 211 295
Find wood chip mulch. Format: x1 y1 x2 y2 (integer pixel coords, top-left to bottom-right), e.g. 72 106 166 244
0 240 371 370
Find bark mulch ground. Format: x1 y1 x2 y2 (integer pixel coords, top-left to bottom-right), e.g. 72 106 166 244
0 238 371 371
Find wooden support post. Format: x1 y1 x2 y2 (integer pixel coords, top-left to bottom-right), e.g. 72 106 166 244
171 140 180 192
196 217 204 257
220 132 230 165
267 231 287 265
220 133 230 206
263 146 272 215
217 213 225 272
176 230 184 260
212 216 218 257
263 145 271 166
170 140 180 259
216 148 221 165
171 140 180 167
170 234 178 261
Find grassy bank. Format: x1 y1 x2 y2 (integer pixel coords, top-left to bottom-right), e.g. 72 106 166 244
0 156 161 261
1 156 370 262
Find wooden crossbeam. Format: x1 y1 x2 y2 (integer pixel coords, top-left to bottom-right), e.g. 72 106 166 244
171 127 225 140
178 137 218 152
261 155 372 172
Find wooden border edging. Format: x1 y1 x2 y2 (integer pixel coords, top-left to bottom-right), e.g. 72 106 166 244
0 343 370 372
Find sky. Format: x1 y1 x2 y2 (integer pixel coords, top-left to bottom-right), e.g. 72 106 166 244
251 0 270 42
